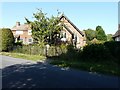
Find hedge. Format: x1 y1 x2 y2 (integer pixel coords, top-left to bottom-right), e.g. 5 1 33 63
0 28 14 51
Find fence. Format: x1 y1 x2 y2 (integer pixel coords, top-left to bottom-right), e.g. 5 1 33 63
12 45 67 57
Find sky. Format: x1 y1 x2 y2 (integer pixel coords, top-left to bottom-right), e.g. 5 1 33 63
0 2 119 34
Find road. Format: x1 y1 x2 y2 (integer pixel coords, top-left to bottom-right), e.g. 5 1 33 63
1 55 120 88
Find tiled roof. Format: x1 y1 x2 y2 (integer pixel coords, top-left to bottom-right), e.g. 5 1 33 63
59 14 84 36
113 30 120 37
11 24 31 30
63 24 73 35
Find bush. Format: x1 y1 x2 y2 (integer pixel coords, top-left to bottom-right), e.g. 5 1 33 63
82 43 113 62
14 41 23 46
0 28 14 51
63 45 79 60
104 41 120 63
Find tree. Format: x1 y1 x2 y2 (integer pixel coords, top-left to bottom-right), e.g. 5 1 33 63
25 9 63 46
47 15 63 45
0 28 14 51
96 26 107 41
107 34 114 41
84 29 96 41
25 9 48 45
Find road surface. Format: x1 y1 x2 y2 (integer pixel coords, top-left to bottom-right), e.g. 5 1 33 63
1 55 120 88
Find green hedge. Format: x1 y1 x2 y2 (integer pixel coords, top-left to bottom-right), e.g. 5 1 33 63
58 41 120 64
12 41 120 64
104 41 120 63
0 28 14 51
82 43 114 62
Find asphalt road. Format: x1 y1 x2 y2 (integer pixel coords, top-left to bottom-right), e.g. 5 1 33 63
1 55 120 88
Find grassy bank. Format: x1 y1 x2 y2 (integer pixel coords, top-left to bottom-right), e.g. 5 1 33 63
50 59 120 77
1 52 120 76
0 52 46 61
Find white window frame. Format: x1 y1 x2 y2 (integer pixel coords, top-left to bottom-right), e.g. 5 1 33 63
28 38 32 42
16 30 23 35
28 30 32 35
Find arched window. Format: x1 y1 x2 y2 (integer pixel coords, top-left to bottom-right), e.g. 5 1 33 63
72 34 74 39
75 34 77 41
64 33 66 38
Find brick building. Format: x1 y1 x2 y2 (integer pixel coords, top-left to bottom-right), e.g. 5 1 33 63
59 14 86 48
11 14 86 47
11 22 33 44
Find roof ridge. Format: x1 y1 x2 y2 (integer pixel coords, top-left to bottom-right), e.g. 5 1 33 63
59 14 84 36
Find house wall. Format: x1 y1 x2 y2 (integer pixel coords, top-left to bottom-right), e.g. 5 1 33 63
63 27 72 43
115 36 120 41
61 17 86 48
12 30 33 44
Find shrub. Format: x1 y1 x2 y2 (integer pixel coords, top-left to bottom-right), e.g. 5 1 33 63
82 43 113 62
65 45 79 60
0 28 14 51
14 41 23 46
104 41 120 63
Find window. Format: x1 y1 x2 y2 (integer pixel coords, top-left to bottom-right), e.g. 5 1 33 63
75 34 77 41
28 30 32 35
63 33 66 38
72 34 74 39
28 38 32 42
16 30 23 34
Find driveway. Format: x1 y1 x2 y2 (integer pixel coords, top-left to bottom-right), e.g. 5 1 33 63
1 55 120 88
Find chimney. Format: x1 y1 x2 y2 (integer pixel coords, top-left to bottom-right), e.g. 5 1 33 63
16 22 20 27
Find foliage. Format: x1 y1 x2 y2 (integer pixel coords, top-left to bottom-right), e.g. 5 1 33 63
104 41 120 63
84 26 107 44
12 44 68 57
50 59 120 76
25 9 63 45
82 43 113 62
96 26 107 41
0 28 14 51
12 45 45 56
14 41 23 46
50 41 120 76
84 29 96 41
88 38 105 45
107 34 114 41
65 45 77 60
52 41 119 64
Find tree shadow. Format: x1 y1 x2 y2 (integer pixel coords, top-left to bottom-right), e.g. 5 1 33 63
2 59 120 89
2 61 73 88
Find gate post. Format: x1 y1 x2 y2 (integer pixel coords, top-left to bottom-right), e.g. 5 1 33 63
45 44 50 57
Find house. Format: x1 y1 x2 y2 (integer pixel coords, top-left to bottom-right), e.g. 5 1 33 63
113 24 120 41
11 14 86 48
59 14 86 48
11 22 33 44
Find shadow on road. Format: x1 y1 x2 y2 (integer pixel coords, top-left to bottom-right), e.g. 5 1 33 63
2 62 71 88
2 61 120 88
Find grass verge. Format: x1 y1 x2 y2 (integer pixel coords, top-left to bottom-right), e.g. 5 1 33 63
0 52 46 61
50 59 120 77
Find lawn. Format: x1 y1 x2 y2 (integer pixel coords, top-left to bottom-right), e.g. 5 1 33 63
50 59 120 77
0 52 46 61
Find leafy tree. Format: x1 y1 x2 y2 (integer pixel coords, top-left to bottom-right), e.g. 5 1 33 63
107 34 114 41
84 29 96 41
96 26 107 41
48 14 63 45
25 9 63 45
0 28 14 51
